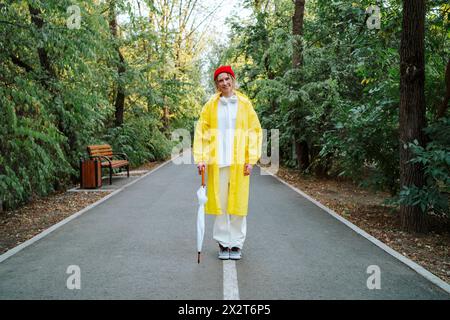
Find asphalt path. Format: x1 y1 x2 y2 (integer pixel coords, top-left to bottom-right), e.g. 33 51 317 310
0 159 449 299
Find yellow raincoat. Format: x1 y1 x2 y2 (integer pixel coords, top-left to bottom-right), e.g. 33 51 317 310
193 90 263 216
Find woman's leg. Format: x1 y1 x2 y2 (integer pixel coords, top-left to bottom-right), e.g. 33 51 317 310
229 215 247 249
213 166 231 248
213 166 247 250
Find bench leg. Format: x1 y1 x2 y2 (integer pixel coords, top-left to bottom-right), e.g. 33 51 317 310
127 165 129 178
110 165 113 185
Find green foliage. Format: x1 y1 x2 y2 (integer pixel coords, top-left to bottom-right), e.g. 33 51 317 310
103 115 173 166
0 0 206 210
212 0 449 210
0 86 73 209
398 118 450 215
1 0 448 216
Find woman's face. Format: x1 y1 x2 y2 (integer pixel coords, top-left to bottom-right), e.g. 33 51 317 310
216 73 234 96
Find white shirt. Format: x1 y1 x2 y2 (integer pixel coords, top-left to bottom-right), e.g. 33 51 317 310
218 94 238 167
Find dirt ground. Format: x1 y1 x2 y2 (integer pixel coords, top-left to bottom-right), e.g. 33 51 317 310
1 162 449 285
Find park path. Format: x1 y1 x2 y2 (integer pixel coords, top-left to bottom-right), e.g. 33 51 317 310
0 157 448 299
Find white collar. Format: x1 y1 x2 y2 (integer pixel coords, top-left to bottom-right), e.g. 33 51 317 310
219 95 237 105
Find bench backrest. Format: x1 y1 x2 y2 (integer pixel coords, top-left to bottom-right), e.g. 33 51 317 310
87 144 113 158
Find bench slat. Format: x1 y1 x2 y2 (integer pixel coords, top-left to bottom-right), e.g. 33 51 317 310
87 144 113 157
101 160 129 168
90 152 113 157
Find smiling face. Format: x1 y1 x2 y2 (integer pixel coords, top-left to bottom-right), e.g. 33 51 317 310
215 73 234 97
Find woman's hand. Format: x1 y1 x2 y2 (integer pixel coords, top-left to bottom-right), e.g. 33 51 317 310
197 162 206 175
244 164 253 176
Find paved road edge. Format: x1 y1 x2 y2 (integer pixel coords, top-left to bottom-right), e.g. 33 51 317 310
259 166 450 295
0 156 179 264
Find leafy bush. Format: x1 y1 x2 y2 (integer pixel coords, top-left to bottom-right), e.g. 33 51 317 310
103 115 173 166
398 117 450 216
0 88 73 209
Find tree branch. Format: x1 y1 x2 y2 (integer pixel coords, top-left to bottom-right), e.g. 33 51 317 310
10 54 34 73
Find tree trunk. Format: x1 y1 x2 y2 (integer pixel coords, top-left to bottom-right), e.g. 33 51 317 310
28 3 78 184
292 0 308 170
399 0 427 232
292 0 305 69
163 103 170 135
28 5 65 135
114 49 126 127
28 5 56 82
109 0 125 127
295 140 310 171
437 58 450 119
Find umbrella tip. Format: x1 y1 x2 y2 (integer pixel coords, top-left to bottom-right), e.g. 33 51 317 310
197 252 201 264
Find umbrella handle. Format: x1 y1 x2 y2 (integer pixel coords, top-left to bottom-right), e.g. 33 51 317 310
198 166 205 186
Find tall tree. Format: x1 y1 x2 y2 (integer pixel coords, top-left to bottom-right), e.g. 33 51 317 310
437 58 450 119
292 0 309 170
399 0 427 232
292 0 305 70
109 0 126 127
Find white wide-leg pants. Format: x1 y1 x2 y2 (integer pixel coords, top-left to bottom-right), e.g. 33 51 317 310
213 166 247 249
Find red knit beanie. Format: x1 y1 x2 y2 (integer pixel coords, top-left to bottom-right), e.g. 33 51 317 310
214 65 235 81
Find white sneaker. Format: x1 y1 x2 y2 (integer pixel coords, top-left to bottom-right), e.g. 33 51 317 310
230 247 242 260
218 244 230 260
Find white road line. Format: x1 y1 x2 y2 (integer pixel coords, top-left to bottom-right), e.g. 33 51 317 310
260 166 450 294
223 260 240 300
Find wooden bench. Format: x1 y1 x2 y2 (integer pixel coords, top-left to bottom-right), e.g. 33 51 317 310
87 144 129 185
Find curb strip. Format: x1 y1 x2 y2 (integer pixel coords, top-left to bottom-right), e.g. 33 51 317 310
260 166 450 295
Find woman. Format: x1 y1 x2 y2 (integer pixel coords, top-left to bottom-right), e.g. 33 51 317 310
193 65 262 260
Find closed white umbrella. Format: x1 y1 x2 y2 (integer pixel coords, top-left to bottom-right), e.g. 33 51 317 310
197 167 207 263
